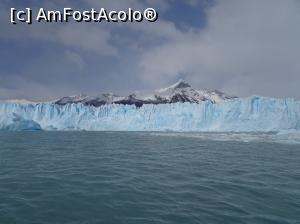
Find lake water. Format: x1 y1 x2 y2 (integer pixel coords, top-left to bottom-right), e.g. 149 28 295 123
0 132 299 224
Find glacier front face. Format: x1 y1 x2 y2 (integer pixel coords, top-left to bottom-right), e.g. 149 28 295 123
0 96 299 132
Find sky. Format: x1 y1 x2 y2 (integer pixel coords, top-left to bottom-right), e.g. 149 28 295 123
0 0 300 101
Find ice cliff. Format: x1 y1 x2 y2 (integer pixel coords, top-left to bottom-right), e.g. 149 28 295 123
0 96 299 132
0 113 41 131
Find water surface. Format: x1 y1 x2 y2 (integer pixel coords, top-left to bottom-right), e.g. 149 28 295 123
0 132 299 224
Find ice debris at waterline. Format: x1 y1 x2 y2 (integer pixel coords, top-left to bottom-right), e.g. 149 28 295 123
0 96 299 132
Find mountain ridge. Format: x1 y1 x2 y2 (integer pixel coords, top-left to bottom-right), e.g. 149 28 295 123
55 80 237 107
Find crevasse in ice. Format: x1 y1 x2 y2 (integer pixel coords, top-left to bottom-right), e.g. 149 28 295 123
0 96 299 132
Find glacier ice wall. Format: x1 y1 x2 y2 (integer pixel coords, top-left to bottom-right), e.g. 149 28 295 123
0 113 41 131
0 96 299 132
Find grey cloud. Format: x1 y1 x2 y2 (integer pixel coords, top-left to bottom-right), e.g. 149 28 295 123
0 74 56 100
55 24 118 56
64 50 86 70
0 1 118 56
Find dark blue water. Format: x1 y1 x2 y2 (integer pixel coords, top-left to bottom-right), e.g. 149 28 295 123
0 132 299 224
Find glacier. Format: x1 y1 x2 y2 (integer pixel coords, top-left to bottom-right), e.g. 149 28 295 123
0 113 41 131
0 96 299 132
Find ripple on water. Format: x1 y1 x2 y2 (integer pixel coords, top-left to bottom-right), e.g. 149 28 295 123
0 131 299 224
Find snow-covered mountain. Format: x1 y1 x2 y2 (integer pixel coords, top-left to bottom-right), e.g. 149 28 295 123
55 80 237 107
151 80 236 104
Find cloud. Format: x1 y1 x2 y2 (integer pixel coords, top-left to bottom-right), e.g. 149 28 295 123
1 0 300 100
55 24 118 56
64 50 85 70
0 1 118 56
0 74 55 100
138 0 300 98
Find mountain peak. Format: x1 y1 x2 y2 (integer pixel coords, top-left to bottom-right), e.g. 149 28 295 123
169 79 191 89
157 79 192 94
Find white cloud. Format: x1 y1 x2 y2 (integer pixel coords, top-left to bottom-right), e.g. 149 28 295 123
138 0 300 98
